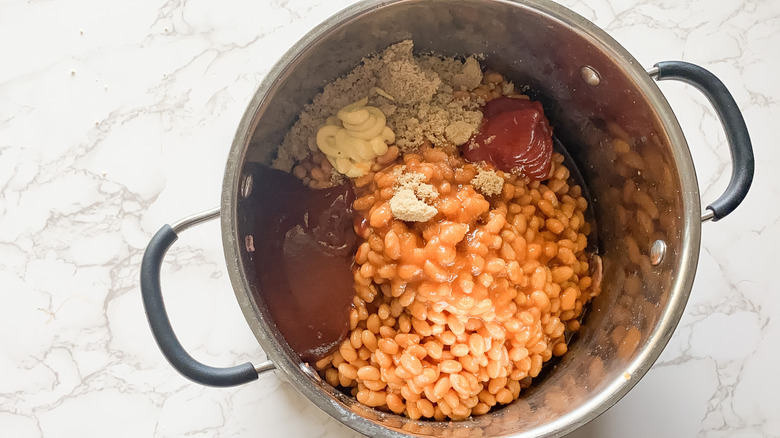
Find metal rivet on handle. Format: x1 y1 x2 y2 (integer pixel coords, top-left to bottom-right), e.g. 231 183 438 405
650 240 667 266
580 66 601 86
301 363 322 383
241 174 253 199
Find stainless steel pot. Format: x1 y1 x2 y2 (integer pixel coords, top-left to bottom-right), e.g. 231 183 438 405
141 0 754 436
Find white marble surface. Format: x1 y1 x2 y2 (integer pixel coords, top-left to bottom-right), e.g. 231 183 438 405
1 0 777 436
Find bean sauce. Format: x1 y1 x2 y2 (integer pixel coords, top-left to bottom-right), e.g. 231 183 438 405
251 166 357 362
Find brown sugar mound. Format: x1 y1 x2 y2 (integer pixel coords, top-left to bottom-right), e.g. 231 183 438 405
471 168 505 197
445 120 476 146
272 40 485 171
396 170 439 202
388 188 437 222
378 42 440 106
389 169 439 222
452 57 483 91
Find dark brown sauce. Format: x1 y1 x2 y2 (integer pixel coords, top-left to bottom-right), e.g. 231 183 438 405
251 166 357 362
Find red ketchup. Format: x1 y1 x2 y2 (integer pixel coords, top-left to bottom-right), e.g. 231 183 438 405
462 97 554 181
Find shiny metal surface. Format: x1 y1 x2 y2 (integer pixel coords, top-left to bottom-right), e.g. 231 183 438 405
646 66 660 78
254 360 275 375
580 66 602 86
650 240 668 266
301 363 323 383
241 173 253 199
170 207 220 234
220 0 702 437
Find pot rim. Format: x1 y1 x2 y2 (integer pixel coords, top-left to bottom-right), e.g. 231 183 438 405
220 0 702 436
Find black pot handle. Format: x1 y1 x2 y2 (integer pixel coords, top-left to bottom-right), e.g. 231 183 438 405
140 207 274 387
651 61 754 221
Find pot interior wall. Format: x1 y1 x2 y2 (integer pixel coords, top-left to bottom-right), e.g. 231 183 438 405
233 0 694 436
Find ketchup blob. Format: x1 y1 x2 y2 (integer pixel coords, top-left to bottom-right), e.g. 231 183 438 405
462 97 554 181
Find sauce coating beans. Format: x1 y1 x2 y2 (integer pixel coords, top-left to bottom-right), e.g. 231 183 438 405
281 65 606 420
316 143 600 420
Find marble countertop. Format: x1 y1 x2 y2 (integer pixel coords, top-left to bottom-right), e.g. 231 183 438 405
1 0 777 436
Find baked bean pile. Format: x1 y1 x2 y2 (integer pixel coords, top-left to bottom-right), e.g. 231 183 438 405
283 71 603 420
313 144 598 420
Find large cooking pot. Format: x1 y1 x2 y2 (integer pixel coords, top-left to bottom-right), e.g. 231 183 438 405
140 0 754 436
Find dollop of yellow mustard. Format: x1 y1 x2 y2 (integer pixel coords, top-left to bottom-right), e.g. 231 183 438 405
316 98 395 178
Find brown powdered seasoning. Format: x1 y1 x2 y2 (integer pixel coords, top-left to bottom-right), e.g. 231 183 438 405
272 40 488 172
